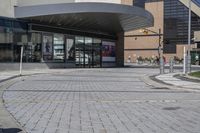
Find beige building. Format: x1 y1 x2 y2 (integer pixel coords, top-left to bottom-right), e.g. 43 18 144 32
124 0 199 64
125 0 164 63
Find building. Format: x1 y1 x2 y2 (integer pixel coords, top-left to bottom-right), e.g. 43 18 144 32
0 0 153 70
125 0 200 64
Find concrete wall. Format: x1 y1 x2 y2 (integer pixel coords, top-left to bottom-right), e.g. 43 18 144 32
124 0 164 63
0 0 16 18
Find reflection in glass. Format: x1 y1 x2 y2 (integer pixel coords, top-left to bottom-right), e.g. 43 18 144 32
53 34 64 61
84 37 92 66
43 34 53 61
75 36 84 67
27 33 42 62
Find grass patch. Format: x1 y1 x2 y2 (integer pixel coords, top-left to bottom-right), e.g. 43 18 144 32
189 71 200 78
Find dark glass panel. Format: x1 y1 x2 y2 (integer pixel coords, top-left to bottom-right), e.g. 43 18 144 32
133 0 146 8
0 19 13 62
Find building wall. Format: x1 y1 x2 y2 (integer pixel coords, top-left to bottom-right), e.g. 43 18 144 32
124 0 164 63
121 0 133 5
0 0 17 18
124 0 199 64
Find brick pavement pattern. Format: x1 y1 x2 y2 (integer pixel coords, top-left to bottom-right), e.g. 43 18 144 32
3 68 200 133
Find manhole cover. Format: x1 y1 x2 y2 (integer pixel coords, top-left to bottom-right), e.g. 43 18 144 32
163 107 181 110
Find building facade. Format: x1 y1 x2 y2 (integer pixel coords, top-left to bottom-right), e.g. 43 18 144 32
0 0 153 70
125 0 200 64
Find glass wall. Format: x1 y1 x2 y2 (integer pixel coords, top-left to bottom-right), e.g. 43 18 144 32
0 17 116 67
0 19 13 62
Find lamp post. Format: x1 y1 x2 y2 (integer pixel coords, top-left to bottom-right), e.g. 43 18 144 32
158 29 164 74
140 28 164 74
20 45 24 76
187 0 192 73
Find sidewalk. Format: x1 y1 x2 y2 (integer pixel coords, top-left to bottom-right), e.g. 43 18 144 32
155 72 200 90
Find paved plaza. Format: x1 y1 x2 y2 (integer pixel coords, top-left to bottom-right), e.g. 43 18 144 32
2 68 200 133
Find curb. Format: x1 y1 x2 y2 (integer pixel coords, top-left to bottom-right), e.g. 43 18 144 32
174 74 200 83
141 75 200 92
0 75 20 84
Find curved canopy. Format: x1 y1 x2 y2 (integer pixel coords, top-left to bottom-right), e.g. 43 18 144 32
15 2 153 35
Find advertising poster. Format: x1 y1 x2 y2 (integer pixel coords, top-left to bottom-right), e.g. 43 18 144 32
102 41 116 62
43 35 53 60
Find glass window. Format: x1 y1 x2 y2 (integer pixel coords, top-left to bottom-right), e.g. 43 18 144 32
53 34 64 61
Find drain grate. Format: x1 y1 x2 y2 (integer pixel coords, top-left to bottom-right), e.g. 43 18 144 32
163 107 181 110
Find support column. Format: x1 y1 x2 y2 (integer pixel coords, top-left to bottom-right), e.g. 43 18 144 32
116 32 124 67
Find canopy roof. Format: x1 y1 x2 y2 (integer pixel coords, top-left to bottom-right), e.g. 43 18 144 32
15 2 153 35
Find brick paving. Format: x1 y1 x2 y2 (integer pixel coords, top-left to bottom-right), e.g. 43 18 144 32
3 68 200 133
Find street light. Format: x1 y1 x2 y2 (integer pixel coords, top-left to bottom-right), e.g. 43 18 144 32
187 0 192 74
140 28 164 74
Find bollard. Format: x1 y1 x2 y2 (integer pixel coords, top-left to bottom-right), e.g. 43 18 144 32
160 57 164 74
169 58 174 73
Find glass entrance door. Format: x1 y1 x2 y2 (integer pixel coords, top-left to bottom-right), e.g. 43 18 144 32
75 36 101 68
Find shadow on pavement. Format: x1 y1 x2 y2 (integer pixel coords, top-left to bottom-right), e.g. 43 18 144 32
0 128 22 133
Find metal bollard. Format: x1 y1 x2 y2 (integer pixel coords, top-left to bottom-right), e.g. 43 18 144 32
160 57 164 74
169 58 174 73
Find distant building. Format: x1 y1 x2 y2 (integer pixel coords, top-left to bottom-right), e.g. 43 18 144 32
125 0 200 64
